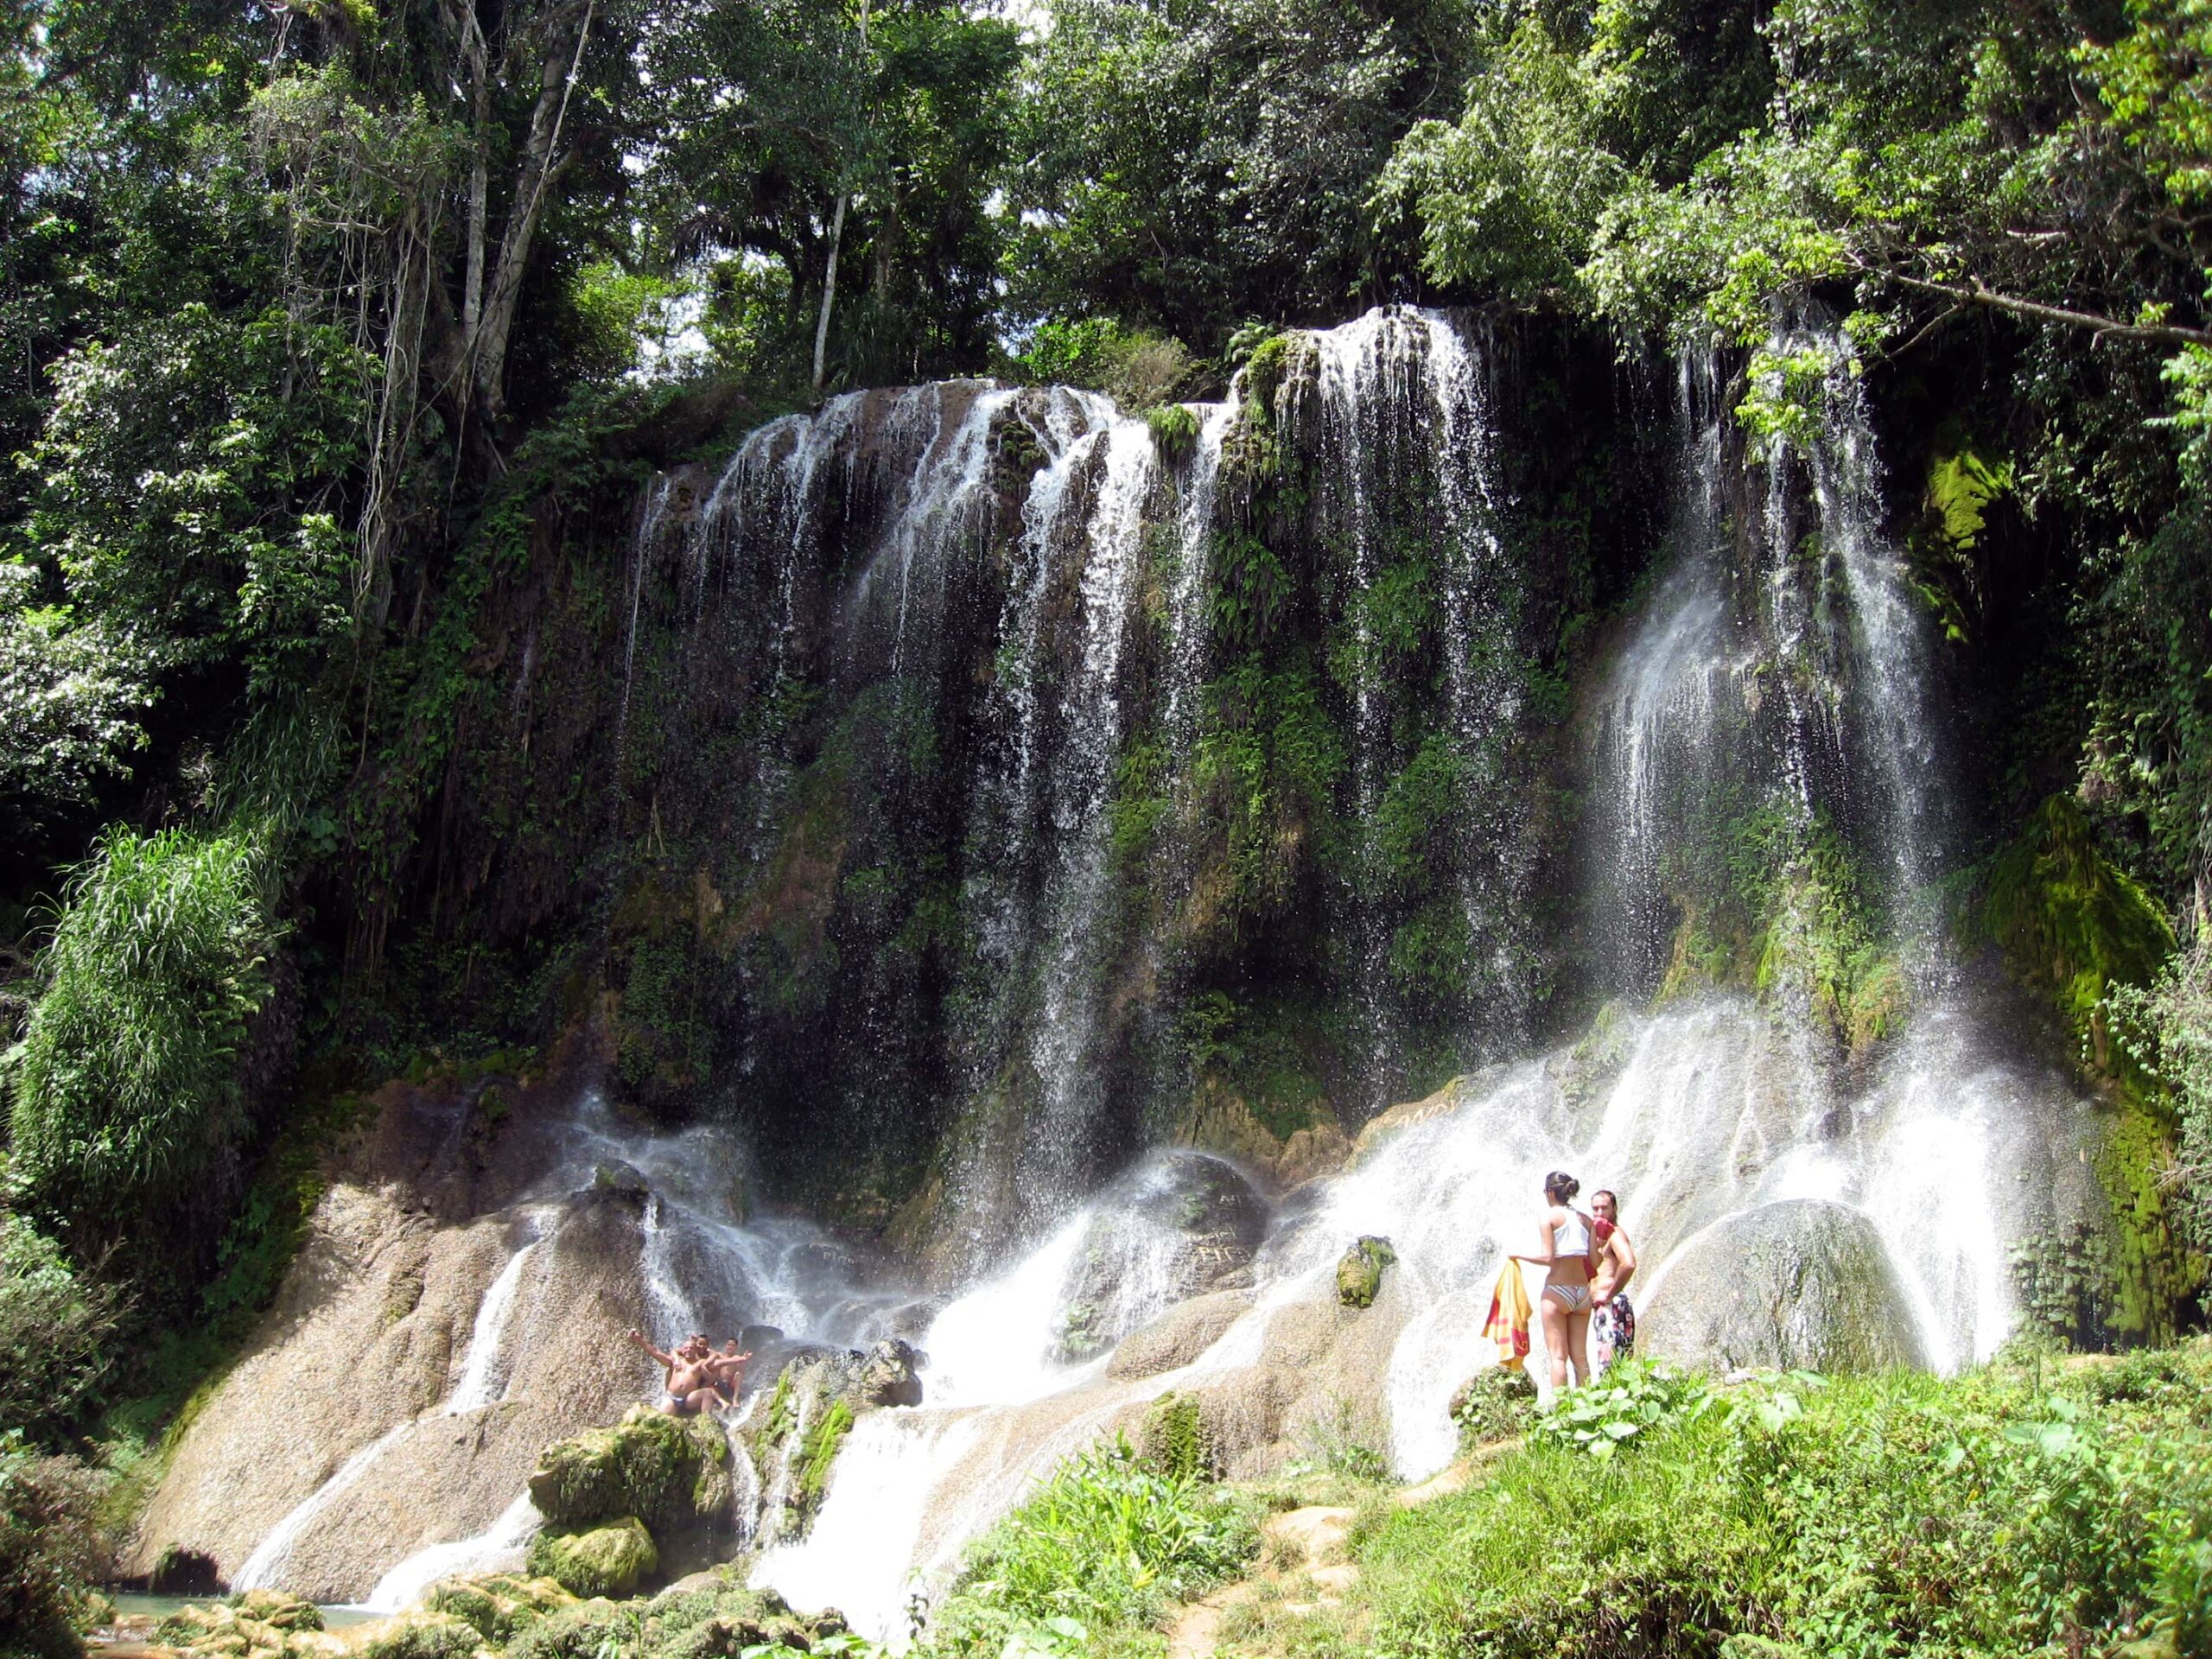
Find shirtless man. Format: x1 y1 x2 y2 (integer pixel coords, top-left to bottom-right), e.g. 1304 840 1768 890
626 1329 729 1416
1589 1190 1638 1373
706 1339 752 1400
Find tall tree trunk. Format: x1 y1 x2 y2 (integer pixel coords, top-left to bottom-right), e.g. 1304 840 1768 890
810 191 847 393
809 0 869 395
474 0 594 417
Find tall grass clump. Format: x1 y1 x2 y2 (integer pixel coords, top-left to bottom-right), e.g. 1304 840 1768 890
925 1435 1257 1656
0 1216 119 1439
1353 1350 2212 1658
6 825 279 1243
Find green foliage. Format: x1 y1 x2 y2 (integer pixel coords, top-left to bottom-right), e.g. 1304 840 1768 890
0 563 153 837
527 1517 658 1601
1140 1392 1217 1484
6 826 279 1242
925 1436 1258 1657
2112 932 2212 1283
1451 1363 1538 1450
1145 401 1201 462
0 1217 120 1442
0 1435 109 1659
1531 1358 1719 1459
1355 1351 2212 1657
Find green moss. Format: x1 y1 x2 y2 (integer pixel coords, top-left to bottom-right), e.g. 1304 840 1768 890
421 1574 576 1643
1139 1392 1217 1483
795 1395 854 1511
1337 1236 1395 1307
1981 796 2199 1338
1984 795 2177 1085
1242 332 1293 415
525 1406 726 1533
526 1516 658 1600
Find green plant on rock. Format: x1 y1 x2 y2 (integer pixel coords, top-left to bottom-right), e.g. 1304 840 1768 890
1139 1392 1217 1483
1145 402 1200 462
1450 1364 1537 1450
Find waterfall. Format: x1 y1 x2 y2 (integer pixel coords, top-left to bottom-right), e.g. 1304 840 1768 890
443 1227 542 1415
1308 308 1527 1102
364 1492 542 1614
232 1422 419 1592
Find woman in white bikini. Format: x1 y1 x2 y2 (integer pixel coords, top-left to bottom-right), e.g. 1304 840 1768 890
1509 1170 1596 1391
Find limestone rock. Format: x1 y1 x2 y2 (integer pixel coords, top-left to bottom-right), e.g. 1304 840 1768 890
421 1573 577 1643
349 1610 488 1659
1639 1199 1925 1373
527 1517 658 1600
1106 1288 1254 1380
856 1338 925 1408
527 1406 730 1538
1336 1236 1395 1308
1052 1153 1267 1361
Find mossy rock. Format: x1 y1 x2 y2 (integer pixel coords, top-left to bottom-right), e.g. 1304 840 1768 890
527 1405 730 1533
352 1611 488 1659
423 1574 578 1643
527 1516 658 1600
226 1592 321 1634
1337 1236 1396 1308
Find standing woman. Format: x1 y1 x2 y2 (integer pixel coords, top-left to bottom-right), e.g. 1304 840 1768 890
1510 1171 1596 1390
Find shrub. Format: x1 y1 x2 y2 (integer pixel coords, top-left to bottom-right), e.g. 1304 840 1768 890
926 1436 1256 1656
6 826 279 1243
1531 1359 1716 1459
0 1215 120 1439
0 1435 110 1659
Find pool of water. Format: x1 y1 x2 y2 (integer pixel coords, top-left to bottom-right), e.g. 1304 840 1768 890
102 1592 384 1630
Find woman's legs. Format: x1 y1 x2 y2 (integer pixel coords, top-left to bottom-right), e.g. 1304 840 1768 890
1567 1306 1593 1387
1538 1291 1571 1390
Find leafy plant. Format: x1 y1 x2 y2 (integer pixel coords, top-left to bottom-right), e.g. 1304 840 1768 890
1532 1358 1714 1459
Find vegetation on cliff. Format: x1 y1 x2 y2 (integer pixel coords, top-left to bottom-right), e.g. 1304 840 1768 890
3 0 2212 1642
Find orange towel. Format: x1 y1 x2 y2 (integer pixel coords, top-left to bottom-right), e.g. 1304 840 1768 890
1483 1259 1532 1370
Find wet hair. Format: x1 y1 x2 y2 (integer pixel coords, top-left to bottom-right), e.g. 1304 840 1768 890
1543 1171 1580 1204
1592 1189 1618 1208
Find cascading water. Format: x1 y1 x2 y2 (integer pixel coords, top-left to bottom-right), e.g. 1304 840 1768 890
198 306 2110 1642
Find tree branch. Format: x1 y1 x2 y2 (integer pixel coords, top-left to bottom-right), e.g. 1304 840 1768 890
1884 270 2212 349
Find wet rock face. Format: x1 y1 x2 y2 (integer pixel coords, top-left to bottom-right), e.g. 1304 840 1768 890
857 1338 925 1408
1639 1199 1927 1373
1052 1153 1268 1361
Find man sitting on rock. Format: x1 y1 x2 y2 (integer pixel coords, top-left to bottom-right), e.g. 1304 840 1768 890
626 1329 730 1416
707 1339 752 1400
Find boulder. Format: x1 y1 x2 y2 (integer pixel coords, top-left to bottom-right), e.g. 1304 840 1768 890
856 1339 925 1408
1639 1200 1926 1374
1051 1153 1267 1360
526 1516 658 1600
154 1596 345 1659
349 1611 486 1659
526 1407 731 1538
1336 1236 1396 1308
1105 1288 1254 1380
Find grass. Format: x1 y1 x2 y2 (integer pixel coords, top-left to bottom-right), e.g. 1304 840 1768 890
924 1435 1260 1657
1239 1345 2212 1659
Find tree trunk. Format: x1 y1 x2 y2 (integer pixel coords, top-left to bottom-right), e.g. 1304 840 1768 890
811 192 847 393
474 0 594 417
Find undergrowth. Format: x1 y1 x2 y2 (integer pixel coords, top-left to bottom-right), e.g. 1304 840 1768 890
923 1435 1258 1657
1344 1345 2212 1658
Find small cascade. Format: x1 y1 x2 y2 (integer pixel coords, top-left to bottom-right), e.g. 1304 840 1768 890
443 1226 543 1414
364 1491 542 1614
232 1422 419 1592
1307 308 1527 1102
1160 401 1236 750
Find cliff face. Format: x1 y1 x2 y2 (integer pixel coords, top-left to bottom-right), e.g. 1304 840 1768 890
353 314 1659 1275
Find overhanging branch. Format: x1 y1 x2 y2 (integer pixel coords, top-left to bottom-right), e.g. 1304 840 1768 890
1884 270 2212 349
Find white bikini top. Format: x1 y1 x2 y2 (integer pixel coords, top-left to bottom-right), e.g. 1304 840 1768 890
1553 1208 1592 1257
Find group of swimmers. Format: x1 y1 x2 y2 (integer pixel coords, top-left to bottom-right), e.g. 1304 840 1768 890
626 1328 752 1416
1508 1171 1637 1389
